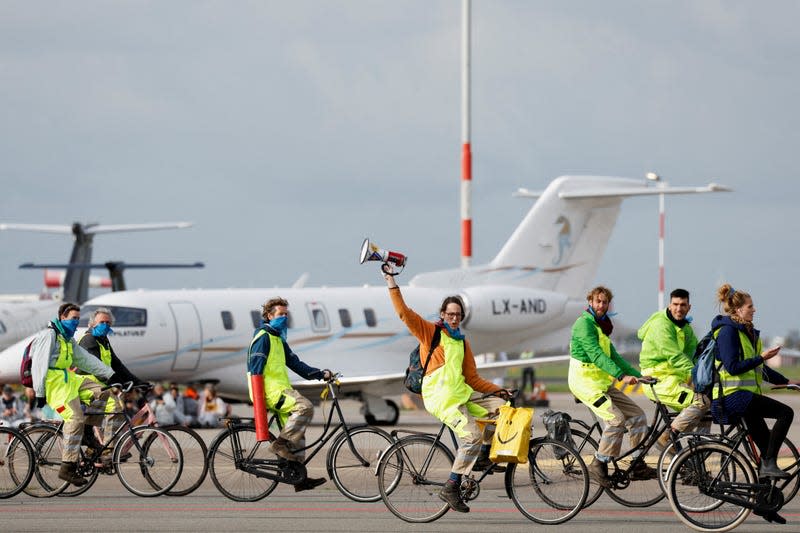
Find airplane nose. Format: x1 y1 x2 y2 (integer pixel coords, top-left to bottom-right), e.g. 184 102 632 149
0 336 33 383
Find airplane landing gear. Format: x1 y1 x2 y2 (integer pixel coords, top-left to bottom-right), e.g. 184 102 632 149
360 395 400 426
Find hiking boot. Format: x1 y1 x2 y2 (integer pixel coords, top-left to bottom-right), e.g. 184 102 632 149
759 457 790 479
58 461 88 487
630 459 658 480
587 457 612 488
294 477 327 492
438 481 470 513
473 456 506 473
270 439 299 462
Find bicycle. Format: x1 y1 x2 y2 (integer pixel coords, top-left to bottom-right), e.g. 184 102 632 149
55 395 208 498
376 391 589 524
15 381 184 498
207 373 393 502
665 384 800 532
0 424 35 498
657 414 799 504
568 376 675 508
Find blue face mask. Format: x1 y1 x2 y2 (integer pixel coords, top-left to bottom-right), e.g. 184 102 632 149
269 316 288 340
60 318 80 339
92 323 112 337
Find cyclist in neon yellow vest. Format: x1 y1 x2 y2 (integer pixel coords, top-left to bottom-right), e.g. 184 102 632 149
29 303 122 486
383 266 511 514
568 286 656 488
710 284 794 488
78 307 147 467
638 288 709 450
247 297 332 492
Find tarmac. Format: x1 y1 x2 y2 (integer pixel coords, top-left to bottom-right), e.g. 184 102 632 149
3 391 800 532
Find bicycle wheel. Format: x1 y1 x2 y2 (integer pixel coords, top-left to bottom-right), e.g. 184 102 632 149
775 436 800 504
327 425 393 502
569 429 604 507
506 438 588 524
22 425 71 497
163 425 208 496
604 444 665 507
115 426 182 497
208 426 278 502
0 426 35 499
667 441 754 532
377 435 453 523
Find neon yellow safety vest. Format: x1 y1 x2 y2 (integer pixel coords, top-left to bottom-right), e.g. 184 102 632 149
421 333 487 438
714 329 762 399
247 329 295 414
45 333 83 419
78 334 112 366
569 325 614 403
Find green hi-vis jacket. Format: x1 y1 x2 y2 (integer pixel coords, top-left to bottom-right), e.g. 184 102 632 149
638 309 698 383
569 311 639 380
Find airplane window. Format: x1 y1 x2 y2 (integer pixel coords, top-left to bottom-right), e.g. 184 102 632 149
338 309 351 328
311 309 328 330
221 311 234 331
0 320 5 334
364 308 377 328
79 305 147 327
250 310 261 329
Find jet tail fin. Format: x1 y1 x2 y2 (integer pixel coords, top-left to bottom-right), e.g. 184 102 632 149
411 175 728 298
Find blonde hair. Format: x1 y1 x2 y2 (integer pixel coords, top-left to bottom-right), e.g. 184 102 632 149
716 283 751 316
586 286 613 302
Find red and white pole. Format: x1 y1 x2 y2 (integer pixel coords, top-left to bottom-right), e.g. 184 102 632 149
658 189 665 309
461 0 472 268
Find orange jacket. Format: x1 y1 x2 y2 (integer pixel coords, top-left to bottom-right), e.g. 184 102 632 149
389 287 500 395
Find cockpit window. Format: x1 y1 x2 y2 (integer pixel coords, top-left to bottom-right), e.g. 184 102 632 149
80 305 147 327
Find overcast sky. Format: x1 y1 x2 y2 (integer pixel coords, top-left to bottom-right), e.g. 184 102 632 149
1 1 798 340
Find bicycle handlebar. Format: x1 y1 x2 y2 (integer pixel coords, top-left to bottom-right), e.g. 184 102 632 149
771 384 800 391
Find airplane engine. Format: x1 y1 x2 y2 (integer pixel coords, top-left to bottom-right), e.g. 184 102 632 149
459 286 568 332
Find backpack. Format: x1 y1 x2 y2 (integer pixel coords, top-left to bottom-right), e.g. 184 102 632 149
403 326 442 394
691 328 721 395
20 339 35 388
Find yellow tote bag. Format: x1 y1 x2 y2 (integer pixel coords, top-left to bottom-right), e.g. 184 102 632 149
490 405 533 464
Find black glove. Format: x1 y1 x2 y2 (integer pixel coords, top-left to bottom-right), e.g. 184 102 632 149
36 397 47 409
107 372 126 387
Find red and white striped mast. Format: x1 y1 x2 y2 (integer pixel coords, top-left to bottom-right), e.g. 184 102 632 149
460 0 472 268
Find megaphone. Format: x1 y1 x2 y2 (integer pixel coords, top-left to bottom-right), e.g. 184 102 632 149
360 238 407 274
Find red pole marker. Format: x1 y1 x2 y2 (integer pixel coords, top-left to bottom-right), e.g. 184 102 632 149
250 374 270 442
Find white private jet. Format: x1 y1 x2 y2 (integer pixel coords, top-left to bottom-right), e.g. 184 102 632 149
0 175 728 424
0 222 200 351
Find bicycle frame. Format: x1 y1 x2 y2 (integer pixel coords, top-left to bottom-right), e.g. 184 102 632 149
571 383 676 482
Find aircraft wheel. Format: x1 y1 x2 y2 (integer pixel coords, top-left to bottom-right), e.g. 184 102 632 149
364 399 400 426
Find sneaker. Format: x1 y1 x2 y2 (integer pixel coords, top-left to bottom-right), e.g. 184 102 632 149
438 481 470 513
270 439 299 462
294 477 326 492
473 456 507 473
587 458 612 488
630 460 658 480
